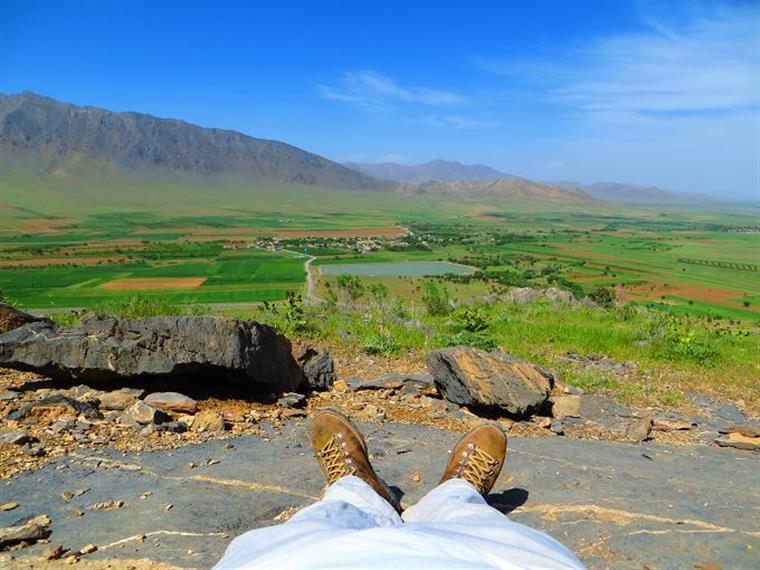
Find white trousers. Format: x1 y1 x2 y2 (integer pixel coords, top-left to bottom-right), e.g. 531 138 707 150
215 476 585 570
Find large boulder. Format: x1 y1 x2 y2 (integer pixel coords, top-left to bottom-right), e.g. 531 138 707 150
294 345 336 391
426 347 553 417
0 315 303 393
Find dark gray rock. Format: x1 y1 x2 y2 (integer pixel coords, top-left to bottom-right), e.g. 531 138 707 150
426 347 553 417
0 391 20 402
1 424 756 569
295 347 335 392
0 315 303 393
21 442 45 457
277 392 307 409
0 430 36 445
7 393 101 422
0 514 51 550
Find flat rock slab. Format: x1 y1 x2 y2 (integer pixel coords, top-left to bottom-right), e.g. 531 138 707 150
1 422 758 569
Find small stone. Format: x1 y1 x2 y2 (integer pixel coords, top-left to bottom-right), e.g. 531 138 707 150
79 544 97 555
277 392 307 408
23 443 45 457
144 392 198 414
0 514 51 549
140 491 152 499
550 418 565 435
332 380 349 393
120 401 168 426
715 432 760 451
177 414 195 427
45 544 66 560
1 429 35 445
207 459 220 466
165 504 173 511
551 395 582 419
625 416 652 443
88 500 124 511
410 472 421 483
281 408 306 419
192 409 226 432
61 491 75 502
187 462 197 469
652 418 695 432
71 508 84 517
0 390 20 401
719 424 760 438
97 388 144 411
0 502 19 511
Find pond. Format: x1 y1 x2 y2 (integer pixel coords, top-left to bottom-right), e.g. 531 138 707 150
319 261 475 277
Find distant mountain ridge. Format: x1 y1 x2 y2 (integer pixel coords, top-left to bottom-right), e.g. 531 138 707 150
0 91 385 190
549 180 713 204
345 159 509 183
397 177 593 202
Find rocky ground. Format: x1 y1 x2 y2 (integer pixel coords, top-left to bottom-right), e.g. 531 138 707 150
1 421 758 569
0 308 758 568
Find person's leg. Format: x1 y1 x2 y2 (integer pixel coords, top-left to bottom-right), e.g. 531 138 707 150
403 423 507 524
214 408 401 568
290 474 402 529
402 425 585 569
402 477 505 524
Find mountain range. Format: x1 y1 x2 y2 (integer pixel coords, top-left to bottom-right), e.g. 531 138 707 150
548 181 713 204
344 159 508 183
0 91 708 206
0 91 383 190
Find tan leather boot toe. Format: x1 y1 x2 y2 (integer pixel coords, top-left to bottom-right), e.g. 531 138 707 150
310 408 401 513
439 424 507 495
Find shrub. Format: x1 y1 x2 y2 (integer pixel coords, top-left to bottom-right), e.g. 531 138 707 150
422 282 450 316
588 286 615 308
335 275 365 302
452 306 490 332
638 313 718 363
282 291 307 334
361 332 400 356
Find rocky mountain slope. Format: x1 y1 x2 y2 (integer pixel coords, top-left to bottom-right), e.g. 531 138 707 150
0 92 385 190
345 159 509 183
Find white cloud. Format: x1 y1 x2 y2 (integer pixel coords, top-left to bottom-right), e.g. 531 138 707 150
316 70 496 129
474 3 759 197
317 70 467 112
415 114 499 129
480 4 758 118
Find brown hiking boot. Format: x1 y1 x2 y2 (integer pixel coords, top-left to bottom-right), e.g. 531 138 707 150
439 424 507 495
310 408 401 513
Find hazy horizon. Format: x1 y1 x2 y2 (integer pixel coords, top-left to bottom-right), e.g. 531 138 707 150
1 0 757 199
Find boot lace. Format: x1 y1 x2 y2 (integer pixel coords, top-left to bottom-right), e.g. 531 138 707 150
458 443 499 492
317 433 357 483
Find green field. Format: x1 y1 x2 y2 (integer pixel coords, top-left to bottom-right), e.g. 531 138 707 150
0 179 757 320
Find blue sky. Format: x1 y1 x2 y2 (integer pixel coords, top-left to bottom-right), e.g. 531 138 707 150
1 0 757 198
